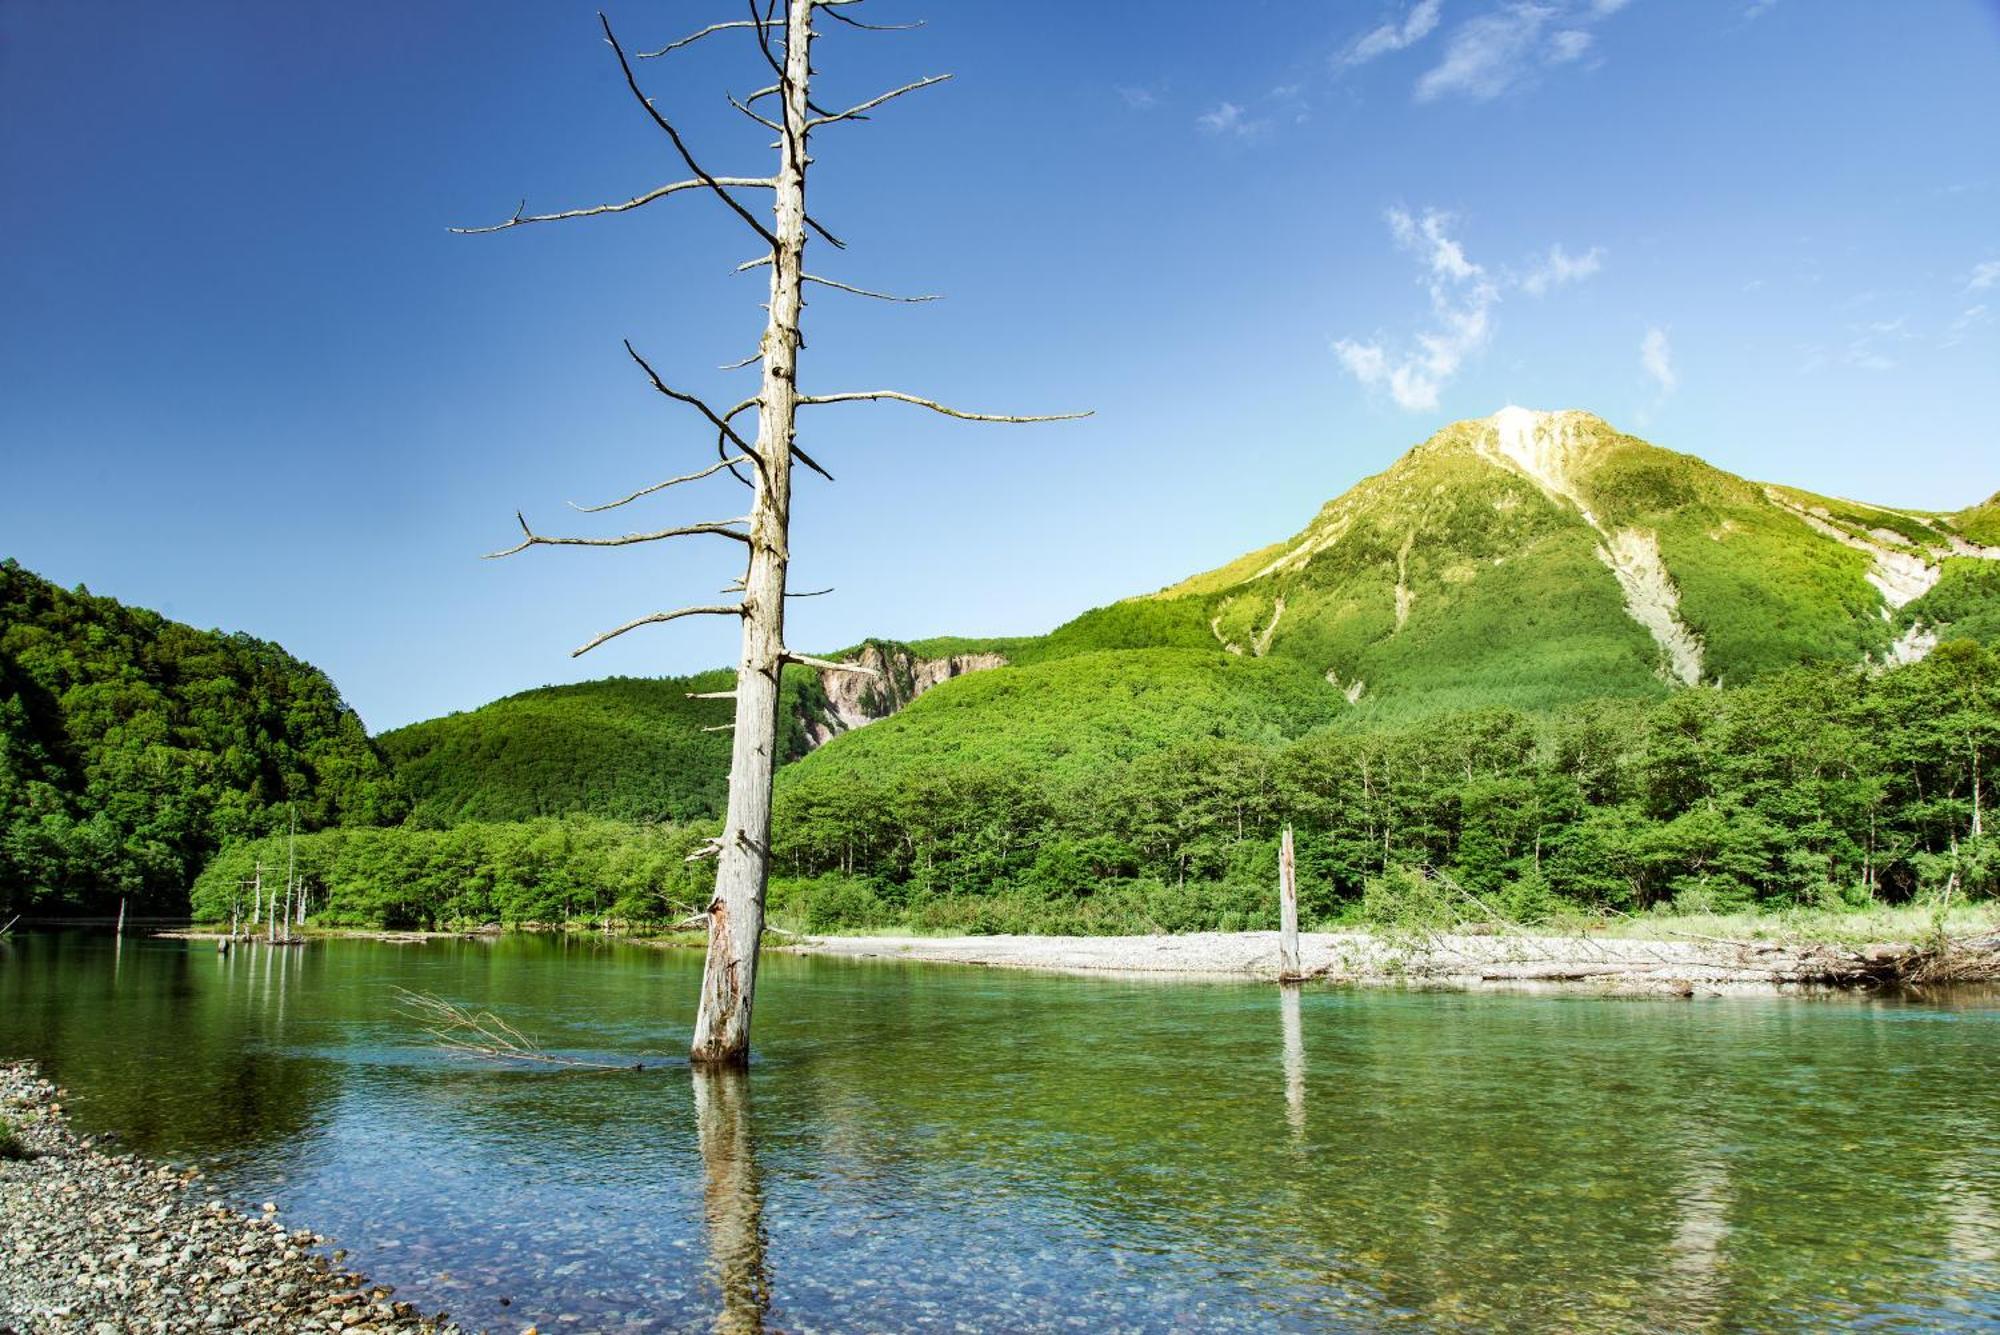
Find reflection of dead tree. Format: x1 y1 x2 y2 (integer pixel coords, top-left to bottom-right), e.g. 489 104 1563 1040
395 990 650 1070
464 0 1086 1067
694 1067 770 1332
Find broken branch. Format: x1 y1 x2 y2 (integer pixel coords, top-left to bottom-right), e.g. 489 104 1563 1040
637 20 768 58
486 513 749 559
810 74 951 127
798 390 1092 424
573 604 745 658
567 457 756 513
601 13 780 249
451 178 774 235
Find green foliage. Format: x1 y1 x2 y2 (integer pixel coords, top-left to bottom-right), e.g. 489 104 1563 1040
0 560 401 915
190 816 717 929
762 645 2000 932
0 1117 26 1161
377 665 838 827
1903 559 2000 646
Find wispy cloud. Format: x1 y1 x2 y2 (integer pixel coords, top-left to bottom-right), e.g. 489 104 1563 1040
1197 101 1267 139
1967 259 2000 293
1844 316 1913 372
1117 85 1161 112
1341 0 1444 68
1335 208 1502 412
1943 304 1991 348
1520 243 1604 296
1336 209 1606 412
1640 326 1676 394
1742 0 1780 19
1415 2 1631 103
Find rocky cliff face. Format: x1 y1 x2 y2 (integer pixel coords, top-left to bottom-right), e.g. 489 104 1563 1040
802 641 1007 747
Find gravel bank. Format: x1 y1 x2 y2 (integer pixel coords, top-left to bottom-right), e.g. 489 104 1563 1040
789 929 1932 994
0 1062 459 1335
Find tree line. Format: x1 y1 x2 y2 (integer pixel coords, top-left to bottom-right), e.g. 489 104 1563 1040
190 642 1996 934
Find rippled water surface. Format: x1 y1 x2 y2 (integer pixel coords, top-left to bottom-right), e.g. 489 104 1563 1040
2 931 1997 1332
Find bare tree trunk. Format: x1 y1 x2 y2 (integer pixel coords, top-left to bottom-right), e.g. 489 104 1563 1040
469 0 1082 1067
689 0 813 1069
1278 824 1299 980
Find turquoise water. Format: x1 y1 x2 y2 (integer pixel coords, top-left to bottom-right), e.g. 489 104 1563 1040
1 931 1996 1332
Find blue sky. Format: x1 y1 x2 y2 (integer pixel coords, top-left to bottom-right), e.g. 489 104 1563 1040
3 1 1997 730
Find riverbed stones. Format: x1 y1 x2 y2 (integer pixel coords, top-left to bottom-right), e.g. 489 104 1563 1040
0 1062 460 1334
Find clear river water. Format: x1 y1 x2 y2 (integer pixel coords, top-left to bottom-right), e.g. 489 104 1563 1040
2 931 1997 1332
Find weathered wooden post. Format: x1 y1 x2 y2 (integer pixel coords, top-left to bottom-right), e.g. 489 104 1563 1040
1278 824 1300 980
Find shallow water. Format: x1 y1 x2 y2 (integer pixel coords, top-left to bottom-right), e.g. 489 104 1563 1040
2 931 1996 1332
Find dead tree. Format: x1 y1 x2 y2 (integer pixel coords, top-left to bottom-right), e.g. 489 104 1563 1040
463 1 1085 1066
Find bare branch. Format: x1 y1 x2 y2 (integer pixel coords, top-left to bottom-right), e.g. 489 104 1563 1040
783 652 882 676
798 390 1092 424
567 457 756 513
686 837 724 863
600 13 780 249
791 443 837 481
486 512 751 559
626 341 762 457
788 586 835 598
809 74 951 128
452 178 777 235
818 1 926 33
736 255 938 302
701 723 737 733
719 350 763 371
725 92 783 134
573 604 744 657
687 689 738 700
638 20 766 58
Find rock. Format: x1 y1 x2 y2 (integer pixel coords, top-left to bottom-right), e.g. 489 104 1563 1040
0 1060 463 1334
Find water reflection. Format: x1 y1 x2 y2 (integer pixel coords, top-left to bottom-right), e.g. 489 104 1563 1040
694 1068 770 1333
3 933 1998 1333
1280 983 1306 1139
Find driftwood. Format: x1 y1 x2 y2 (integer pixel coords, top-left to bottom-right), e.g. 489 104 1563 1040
393 989 653 1071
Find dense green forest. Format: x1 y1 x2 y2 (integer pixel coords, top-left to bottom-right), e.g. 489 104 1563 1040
193 643 1997 933
0 561 401 915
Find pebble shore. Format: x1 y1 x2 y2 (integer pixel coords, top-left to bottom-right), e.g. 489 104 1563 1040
0 1062 462 1335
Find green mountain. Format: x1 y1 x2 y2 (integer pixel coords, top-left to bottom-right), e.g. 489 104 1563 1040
1138 407 1998 712
0 559 401 914
388 410 2000 829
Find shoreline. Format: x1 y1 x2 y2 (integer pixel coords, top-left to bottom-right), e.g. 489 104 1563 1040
0 1062 459 1334
783 927 2000 995
136 918 2000 995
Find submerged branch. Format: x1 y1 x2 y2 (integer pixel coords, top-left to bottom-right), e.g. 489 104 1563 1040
394 989 651 1070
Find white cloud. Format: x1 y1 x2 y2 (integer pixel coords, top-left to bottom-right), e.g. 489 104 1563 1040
1415 1 1630 103
1197 101 1266 138
1342 0 1444 67
1743 0 1780 19
1943 304 1991 347
1968 259 2000 292
1547 29 1593 62
1335 208 1502 412
1640 327 1676 394
1117 85 1160 111
1520 243 1604 296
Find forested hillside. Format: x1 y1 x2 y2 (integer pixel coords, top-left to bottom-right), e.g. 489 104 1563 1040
194 644 1998 933
0 560 401 914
